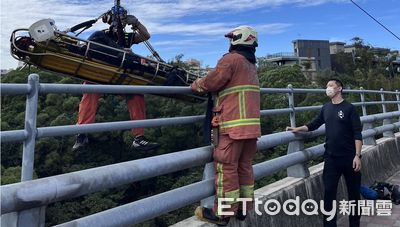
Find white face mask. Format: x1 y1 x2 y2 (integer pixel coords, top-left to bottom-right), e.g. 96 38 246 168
326 87 335 97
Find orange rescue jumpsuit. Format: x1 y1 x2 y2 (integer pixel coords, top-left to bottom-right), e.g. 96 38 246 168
191 52 261 216
77 85 146 137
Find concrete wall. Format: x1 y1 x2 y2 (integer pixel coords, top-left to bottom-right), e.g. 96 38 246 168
293 40 331 70
172 133 400 227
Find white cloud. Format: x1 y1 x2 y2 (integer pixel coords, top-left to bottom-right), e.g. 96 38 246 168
1 0 110 69
152 38 220 47
0 0 346 69
257 23 293 35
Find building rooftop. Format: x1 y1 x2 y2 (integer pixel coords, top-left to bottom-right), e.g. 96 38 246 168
330 42 346 45
292 39 330 43
265 52 297 59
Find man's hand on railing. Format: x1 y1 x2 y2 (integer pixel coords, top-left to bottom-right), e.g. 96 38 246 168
286 125 309 132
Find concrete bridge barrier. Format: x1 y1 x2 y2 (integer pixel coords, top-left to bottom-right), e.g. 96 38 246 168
173 133 400 227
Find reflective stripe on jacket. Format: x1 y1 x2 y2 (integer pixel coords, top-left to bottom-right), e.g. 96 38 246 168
191 52 261 139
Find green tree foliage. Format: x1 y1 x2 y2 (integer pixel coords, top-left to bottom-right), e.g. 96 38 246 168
1 166 21 184
330 37 400 91
328 37 400 113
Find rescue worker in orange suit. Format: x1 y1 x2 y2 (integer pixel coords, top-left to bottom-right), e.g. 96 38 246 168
191 26 261 226
72 10 159 152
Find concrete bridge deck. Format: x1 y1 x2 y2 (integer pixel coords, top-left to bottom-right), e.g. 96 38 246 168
338 170 400 227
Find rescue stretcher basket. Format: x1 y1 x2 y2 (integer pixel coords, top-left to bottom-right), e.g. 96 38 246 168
10 25 206 103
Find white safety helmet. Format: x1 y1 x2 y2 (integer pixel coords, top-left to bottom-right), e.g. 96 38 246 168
29 19 57 42
225 25 258 47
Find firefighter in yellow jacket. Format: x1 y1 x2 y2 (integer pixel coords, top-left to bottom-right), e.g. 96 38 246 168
191 25 261 226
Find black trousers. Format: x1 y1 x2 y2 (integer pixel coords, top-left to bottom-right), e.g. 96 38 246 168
323 155 361 227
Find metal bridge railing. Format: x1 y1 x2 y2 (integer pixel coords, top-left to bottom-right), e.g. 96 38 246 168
1 74 400 226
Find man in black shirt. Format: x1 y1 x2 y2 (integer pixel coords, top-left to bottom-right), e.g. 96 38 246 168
287 79 362 227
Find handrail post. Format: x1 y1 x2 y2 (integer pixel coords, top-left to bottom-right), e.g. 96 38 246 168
360 87 375 145
286 84 309 178
16 74 46 227
200 162 215 209
201 95 215 209
396 90 400 132
381 88 394 137
360 87 367 116
21 74 39 181
288 84 296 128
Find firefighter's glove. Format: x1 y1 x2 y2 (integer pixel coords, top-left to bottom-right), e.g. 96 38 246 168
102 11 112 24
126 15 139 28
191 79 205 93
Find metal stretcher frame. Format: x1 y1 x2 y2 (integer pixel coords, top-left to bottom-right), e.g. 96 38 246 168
10 28 206 103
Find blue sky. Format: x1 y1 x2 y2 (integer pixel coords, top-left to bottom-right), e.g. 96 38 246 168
1 0 399 69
